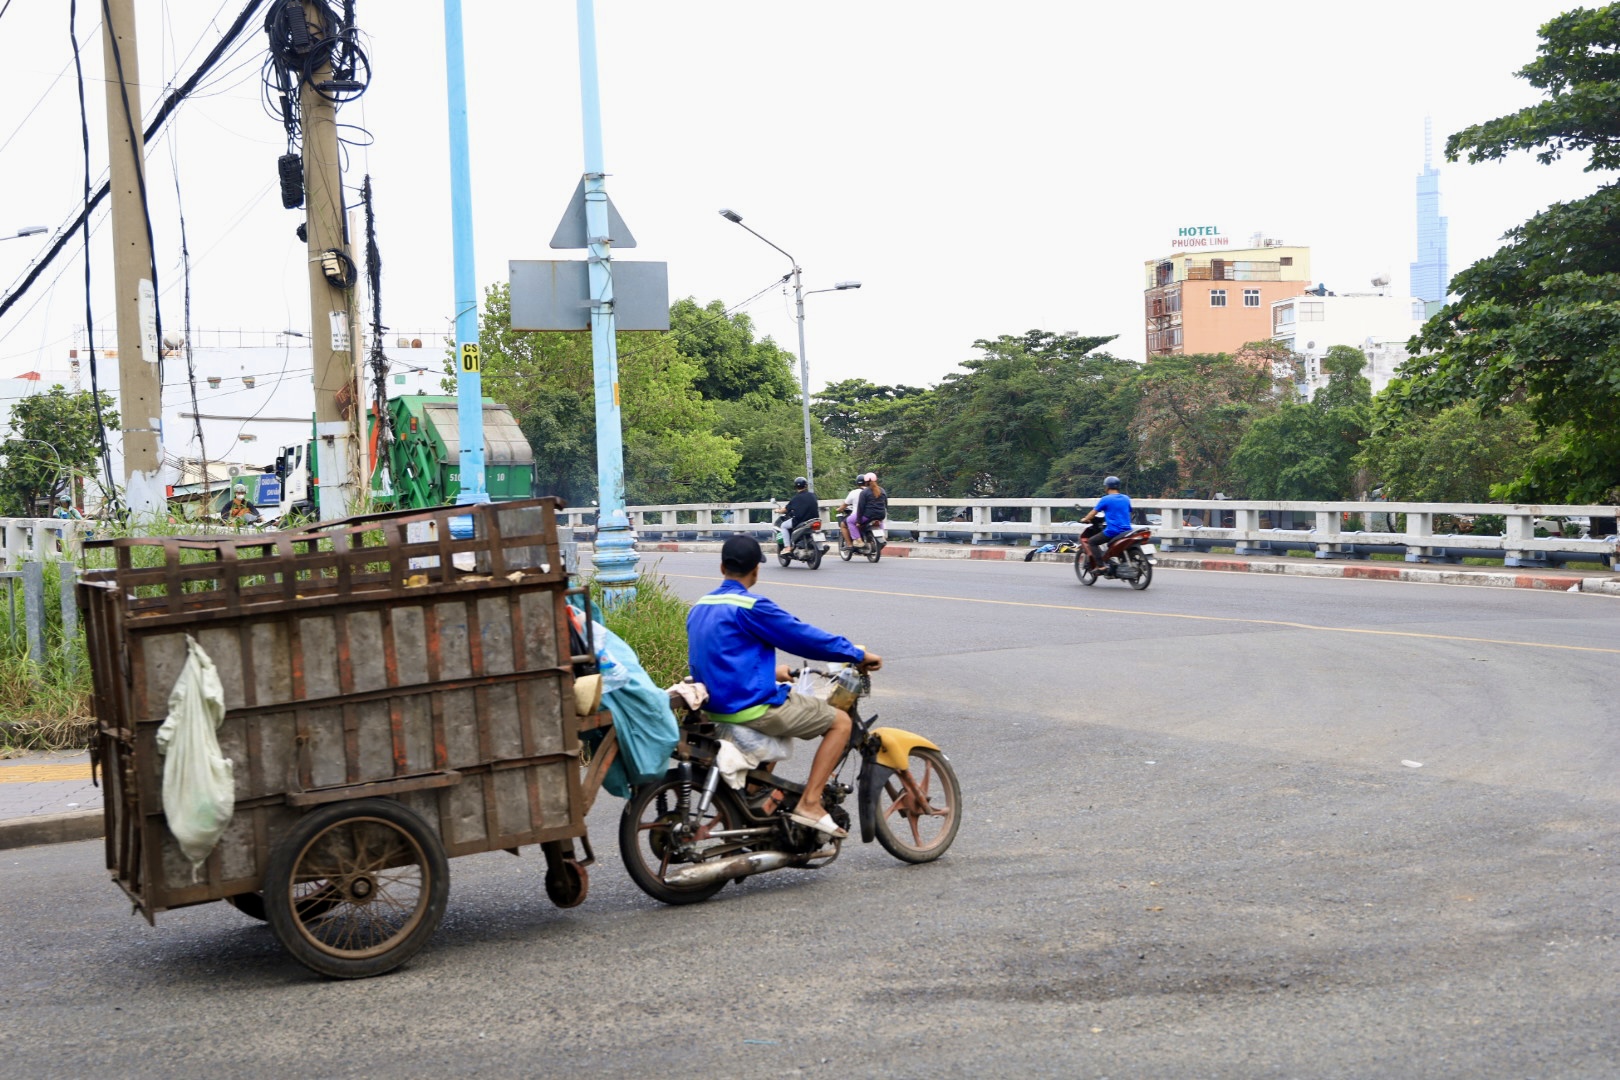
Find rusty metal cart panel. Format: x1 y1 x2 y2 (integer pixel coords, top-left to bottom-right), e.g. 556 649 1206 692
80 499 592 977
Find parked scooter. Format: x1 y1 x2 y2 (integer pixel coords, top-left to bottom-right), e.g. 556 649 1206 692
1075 526 1156 590
774 513 829 569
619 666 961 905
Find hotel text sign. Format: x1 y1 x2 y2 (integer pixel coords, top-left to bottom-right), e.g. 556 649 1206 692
1170 225 1231 250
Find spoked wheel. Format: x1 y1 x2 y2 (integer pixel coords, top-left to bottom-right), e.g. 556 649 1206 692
264 798 448 979
1127 548 1153 590
1074 552 1097 586
619 776 746 905
873 747 961 864
839 536 854 562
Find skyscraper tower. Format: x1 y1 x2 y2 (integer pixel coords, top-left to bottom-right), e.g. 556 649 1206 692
1410 117 1449 309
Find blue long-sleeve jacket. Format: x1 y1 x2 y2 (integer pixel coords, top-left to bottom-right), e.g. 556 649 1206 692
687 579 864 720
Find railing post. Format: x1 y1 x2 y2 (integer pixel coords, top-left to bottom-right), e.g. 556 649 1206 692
917 503 937 542
972 504 991 545
1502 509 1543 567
59 563 78 676
1233 507 1268 556
22 559 45 666
1404 511 1454 563
1312 508 1361 560
1030 506 1051 544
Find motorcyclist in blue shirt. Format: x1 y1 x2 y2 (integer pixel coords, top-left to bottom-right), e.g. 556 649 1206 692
687 534 883 839
1080 476 1133 570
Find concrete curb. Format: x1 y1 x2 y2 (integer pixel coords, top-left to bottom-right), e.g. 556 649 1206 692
630 540 1620 595
0 809 103 851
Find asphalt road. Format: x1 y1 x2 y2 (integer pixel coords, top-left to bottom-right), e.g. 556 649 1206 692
3 556 1616 1078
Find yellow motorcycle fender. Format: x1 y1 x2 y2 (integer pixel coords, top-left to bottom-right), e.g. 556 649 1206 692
870 726 940 771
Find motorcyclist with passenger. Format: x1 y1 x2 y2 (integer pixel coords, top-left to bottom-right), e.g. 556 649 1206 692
1080 475 1132 570
687 534 883 839
775 476 820 551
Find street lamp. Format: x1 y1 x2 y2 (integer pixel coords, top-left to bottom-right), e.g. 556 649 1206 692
718 208 860 487
2 226 48 242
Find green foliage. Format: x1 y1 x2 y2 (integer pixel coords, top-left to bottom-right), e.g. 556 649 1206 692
1356 400 1548 501
1386 6 1620 501
1231 346 1371 499
812 378 933 481
459 283 740 506
1131 344 1294 497
668 297 799 403
712 396 850 501
0 561 94 755
592 569 691 689
0 385 118 517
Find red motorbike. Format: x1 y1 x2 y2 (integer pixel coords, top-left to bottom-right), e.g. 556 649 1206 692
1075 526 1155 590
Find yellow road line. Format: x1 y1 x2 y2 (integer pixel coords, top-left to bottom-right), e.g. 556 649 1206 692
0 763 94 783
666 573 1620 657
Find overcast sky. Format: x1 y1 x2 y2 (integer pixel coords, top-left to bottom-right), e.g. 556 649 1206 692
0 0 1603 396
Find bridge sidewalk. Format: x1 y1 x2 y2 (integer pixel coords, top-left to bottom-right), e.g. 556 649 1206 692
629 539 1620 595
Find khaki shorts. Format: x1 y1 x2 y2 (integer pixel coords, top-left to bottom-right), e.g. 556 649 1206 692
744 692 838 740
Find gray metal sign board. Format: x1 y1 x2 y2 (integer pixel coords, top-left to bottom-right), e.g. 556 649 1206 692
509 259 670 332
548 178 637 249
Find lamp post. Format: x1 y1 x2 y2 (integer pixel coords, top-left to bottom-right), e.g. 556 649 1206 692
2 226 48 242
718 209 860 487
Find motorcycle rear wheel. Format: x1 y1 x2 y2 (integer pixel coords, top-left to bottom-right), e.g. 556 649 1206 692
619 777 745 905
866 542 881 563
1074 552 1097 586
777 550 792 568
839 539 854 562
1127 548 1153 590
808 544 824 570
873 747 961 864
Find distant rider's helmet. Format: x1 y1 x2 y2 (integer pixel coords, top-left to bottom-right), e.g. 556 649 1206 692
793 476 808 490
234 484 247 495
1104 476 1121 490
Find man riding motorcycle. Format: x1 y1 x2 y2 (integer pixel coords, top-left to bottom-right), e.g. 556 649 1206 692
687 534 883 839
775 476 819 551
1080 476 1132 570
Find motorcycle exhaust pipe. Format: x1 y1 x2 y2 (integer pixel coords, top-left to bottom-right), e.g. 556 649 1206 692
664 850 796 888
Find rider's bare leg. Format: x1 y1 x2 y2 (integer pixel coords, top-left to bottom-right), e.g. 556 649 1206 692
793 708 852 820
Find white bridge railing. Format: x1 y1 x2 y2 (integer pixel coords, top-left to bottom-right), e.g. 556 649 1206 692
561 499 1619 570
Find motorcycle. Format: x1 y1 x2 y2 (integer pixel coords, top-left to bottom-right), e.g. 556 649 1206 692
774 513 829 570
835 508 887 563
1075 526 1156 590
618 667 961 905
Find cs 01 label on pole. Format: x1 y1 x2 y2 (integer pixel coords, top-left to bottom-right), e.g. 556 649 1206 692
460 343 481 373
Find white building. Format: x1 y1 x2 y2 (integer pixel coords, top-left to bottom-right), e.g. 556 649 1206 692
1269 290 1426 396
1 328 450 511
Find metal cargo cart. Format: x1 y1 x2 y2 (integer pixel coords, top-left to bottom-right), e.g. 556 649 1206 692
80 499 595 978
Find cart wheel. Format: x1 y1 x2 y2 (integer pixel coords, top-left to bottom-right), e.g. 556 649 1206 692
545 858 590 908
264 798 448 979
223 892 268 921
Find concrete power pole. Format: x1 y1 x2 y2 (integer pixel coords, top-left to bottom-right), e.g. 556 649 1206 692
100 0 166 518
301 1 361 519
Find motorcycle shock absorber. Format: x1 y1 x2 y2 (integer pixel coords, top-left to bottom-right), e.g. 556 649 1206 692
693 764 723 820
674 760 694 834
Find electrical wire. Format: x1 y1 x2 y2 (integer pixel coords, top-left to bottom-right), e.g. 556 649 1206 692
0 0 269 325
70 0 118 508
170 114 211 505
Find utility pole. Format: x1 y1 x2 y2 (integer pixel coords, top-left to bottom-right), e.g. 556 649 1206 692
443 0 486 508
576 0 637 601
100 0 165 518
301 1 360 519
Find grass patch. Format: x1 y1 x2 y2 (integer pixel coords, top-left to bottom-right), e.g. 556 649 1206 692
0 559 94 756
590 568 691 689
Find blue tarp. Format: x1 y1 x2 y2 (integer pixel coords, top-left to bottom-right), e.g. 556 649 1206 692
569 597 679 799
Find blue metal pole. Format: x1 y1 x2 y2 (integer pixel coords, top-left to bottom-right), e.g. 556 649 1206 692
444 0 486 507
576 0 637 600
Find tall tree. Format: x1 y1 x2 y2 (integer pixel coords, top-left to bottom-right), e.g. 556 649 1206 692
1391 5 1620 502
1356 401 1548 502
0 386 118 516
1230 346 1372 499
668 297 799 403
462 283 739 506
1130 345 1292 497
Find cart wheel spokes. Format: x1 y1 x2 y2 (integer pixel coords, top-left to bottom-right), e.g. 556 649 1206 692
265 799 449 979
